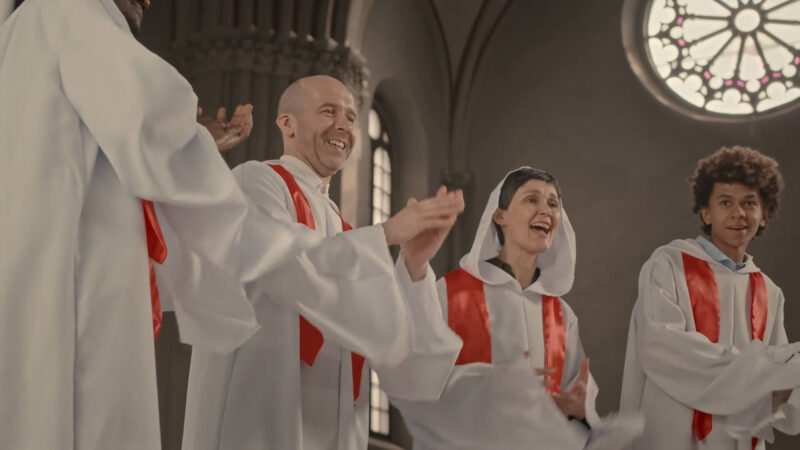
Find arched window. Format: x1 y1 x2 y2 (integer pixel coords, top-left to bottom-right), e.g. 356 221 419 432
370 107 392 226
624 0 800 119
368 105 392 436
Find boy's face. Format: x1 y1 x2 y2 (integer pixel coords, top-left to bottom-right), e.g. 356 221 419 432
700 182 767 257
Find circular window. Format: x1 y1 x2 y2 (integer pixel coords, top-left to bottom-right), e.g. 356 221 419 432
623 0 800 120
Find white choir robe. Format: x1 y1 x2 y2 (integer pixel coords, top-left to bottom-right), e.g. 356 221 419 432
392 167 602 450
0 1 444 448
620 238 800 450
182 156 462 450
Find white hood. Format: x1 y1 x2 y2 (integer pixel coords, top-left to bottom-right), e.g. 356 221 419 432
458 167 576 297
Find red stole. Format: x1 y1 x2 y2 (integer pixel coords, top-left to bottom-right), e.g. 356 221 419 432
267 163 365 402
444 268 567 392
142 200 166 340
681 252 767 450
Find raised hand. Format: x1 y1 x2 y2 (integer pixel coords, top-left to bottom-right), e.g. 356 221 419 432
551 358 589 420
382 186 465 249
197 104 253 151
400 186 465 280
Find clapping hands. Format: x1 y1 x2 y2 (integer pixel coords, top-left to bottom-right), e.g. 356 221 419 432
197 104 254 151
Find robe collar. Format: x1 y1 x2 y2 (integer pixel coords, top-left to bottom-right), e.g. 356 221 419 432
664 238 760 274
486 257 541 287
695 235 750 272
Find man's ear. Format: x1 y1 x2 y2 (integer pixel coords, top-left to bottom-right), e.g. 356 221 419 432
276 113 295 137
492 208 507 227
761 210 769 227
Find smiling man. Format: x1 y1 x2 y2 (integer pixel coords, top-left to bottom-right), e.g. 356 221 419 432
620 146 800 450
182 75 465 450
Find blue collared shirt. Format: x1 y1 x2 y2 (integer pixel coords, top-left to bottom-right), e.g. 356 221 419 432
695 236 749 272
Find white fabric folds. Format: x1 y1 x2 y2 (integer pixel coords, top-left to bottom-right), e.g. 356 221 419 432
620 238 800 450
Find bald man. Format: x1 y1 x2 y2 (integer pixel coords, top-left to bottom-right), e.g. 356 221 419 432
182 75 465 450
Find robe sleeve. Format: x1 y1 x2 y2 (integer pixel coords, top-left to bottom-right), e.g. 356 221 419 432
768 292 800 436
231 162 415 365
560 301 600 427
723 289 800 441
371 253 462 401
635 253 800 415
56 5 412 365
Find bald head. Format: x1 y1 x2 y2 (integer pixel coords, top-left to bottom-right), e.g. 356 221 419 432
275 75 358 181
277 75 353 116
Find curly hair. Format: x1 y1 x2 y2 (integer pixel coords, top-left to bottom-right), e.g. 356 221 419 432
689 146 784 236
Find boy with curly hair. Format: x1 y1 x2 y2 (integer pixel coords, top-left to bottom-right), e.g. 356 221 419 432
620 146 800 450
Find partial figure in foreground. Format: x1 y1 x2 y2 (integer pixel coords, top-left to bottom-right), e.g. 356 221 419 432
620 146 800 450
392 167 643 450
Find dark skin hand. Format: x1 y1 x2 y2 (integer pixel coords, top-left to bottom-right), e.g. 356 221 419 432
197 104 254 151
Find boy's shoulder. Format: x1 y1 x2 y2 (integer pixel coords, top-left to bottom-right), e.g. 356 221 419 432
647 238 704 263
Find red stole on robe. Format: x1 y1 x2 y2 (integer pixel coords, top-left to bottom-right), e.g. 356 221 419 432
268 163 365 402
142 200 166 340
444 268 567 392
681 252 767 450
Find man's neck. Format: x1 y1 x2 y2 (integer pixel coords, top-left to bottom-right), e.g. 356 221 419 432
496 246 538 289
282 151 332 184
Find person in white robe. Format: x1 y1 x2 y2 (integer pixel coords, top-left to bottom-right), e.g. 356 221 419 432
182 75 465 450
620 146 800 450
0 2 464 449
392 167 642 450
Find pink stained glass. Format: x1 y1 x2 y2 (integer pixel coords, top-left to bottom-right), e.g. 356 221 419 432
642 0 800 115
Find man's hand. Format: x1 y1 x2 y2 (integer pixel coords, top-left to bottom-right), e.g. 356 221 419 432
551 358 589 420
773 389 793 412
197 104 253 151
400 186 464 281
382 186 464 249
